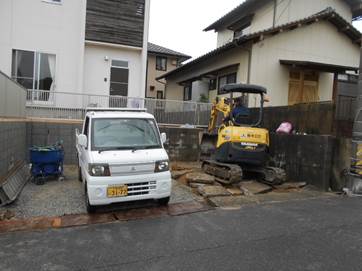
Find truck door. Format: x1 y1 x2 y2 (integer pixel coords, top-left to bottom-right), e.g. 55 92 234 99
79 116 90 171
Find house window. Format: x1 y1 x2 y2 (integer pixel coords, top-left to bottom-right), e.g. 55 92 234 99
157 91 164 99
12 49 56 100
209 79 217 90
110 59 129 97
42 0 63 5
156 56 167 71
183 84 192 101
218 73 237 94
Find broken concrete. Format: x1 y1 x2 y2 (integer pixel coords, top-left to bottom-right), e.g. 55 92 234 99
186 172 215 184
274 182 307 190
171 170 193 179
226 187 243 196
197 185 231 198
239 181 273 195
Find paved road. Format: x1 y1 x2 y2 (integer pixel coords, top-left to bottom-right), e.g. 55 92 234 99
1 196 362 271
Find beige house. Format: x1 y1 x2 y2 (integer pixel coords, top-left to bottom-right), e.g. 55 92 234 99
158 0 362 107
146 43 190 99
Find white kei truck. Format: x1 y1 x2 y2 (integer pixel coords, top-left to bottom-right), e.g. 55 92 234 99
76 108 171 213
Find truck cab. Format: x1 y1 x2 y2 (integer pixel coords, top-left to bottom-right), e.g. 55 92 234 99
76 108 171 213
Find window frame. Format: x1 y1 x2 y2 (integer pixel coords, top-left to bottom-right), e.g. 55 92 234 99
156 56 167 71
109 59 129 97
183 84 192 101
12 48 57 101
217 72 237 94
42 0 63 5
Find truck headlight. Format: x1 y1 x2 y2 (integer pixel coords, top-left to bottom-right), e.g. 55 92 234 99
89 164 110 176
155 160 169 173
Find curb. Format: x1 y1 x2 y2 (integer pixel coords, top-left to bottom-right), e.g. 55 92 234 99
0 201 213 234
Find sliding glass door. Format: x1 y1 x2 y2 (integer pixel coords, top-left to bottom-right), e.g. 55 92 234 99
12 49 56 102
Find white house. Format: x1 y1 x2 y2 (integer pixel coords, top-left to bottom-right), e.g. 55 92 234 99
159 0 361 107
0 0 150 108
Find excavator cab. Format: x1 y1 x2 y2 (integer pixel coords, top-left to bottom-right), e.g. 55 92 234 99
203 83 285 185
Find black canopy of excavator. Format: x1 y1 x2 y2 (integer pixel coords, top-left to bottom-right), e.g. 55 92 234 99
220 83 267 94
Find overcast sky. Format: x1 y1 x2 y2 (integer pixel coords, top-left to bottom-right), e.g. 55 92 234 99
149 0 362 60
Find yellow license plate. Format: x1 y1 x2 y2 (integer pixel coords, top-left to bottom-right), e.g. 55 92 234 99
107 185 128 198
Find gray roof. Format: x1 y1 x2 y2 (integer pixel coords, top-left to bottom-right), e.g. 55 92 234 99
204 0 362 31
158 8 361 80
147 43 191 61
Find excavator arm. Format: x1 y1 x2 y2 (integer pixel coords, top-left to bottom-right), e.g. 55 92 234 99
208 97 231 133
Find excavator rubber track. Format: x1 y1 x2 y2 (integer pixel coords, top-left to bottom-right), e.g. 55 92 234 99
202 160 243 184
202 160 286 185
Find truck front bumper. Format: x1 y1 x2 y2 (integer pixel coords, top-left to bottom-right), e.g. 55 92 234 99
86 171 172 206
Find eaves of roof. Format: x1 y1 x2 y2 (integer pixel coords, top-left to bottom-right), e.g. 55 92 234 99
157 8 361 80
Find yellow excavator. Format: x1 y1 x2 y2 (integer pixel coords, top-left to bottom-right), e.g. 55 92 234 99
202 83 286 185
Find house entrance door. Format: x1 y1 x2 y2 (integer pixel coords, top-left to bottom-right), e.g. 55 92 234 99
109 60 129 107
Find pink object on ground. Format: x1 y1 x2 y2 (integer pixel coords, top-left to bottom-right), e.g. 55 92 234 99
276 122 293 134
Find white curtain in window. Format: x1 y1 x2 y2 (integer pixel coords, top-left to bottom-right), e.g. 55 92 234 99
47 54 56 91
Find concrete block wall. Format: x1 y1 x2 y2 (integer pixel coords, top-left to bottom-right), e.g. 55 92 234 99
28 121 82 165
160 127 202 162
26 121 202 164
0 121 27 181
270 133 335 191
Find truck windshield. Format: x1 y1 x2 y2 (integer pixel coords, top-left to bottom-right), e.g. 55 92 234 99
91 118 162 151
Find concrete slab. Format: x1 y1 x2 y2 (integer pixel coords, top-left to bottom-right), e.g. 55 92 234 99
274 182 307 190
186 172 215 184
197 185 231 198
240 181 273 195
207 196 257 208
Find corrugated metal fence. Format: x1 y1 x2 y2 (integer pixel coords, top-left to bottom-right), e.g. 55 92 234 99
0 70 27 118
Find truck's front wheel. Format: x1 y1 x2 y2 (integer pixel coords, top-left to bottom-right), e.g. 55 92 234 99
157 197 170 206
85 187 96 213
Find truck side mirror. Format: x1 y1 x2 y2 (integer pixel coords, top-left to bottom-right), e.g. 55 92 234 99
78 134 88 148
161 133 167 144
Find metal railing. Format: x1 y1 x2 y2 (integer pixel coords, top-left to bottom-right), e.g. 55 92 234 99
25 90 212 126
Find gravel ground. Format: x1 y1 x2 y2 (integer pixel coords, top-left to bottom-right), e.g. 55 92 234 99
0 166 200 219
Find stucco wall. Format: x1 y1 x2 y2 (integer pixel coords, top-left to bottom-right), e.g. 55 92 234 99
249 21 360 106
83 44 144 99
0 0 86 94
249 0 352 33
146 54 179 98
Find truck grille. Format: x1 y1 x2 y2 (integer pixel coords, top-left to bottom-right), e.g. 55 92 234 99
127 181 157 196
111 163 155 176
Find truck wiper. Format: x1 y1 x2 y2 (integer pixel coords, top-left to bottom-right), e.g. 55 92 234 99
98 147 128 153
131 145 161 152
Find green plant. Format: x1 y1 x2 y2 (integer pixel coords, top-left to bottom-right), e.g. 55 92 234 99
198 93 209 103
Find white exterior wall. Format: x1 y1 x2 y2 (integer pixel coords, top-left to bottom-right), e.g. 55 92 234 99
216 29 234 47
0 0 86 94
83 44 144 100
249 21 360 107
249 0 352 33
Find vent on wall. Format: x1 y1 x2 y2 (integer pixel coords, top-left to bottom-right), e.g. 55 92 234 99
150 86 155 91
